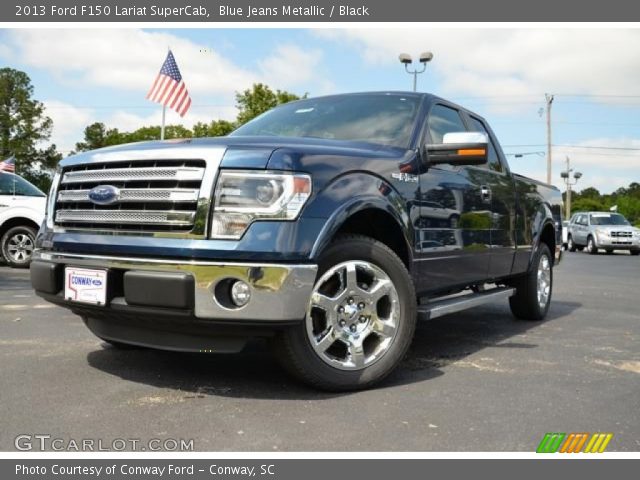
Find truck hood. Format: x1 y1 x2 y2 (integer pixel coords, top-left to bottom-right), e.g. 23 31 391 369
59 136 407 170
594 225 638 233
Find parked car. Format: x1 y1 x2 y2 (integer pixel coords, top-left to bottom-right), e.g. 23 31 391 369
30 92 563 390
567 211 640 255
561 220 569 250
0 172 46 267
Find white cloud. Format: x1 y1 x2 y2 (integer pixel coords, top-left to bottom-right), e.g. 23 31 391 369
317 29 640 101
43 100 93 153
553 138 640 170
510 137 640 194
259 44 323 88
4 29 319 96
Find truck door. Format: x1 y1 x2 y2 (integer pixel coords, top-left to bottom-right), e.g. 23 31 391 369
415 103 491 293
464 115 517 280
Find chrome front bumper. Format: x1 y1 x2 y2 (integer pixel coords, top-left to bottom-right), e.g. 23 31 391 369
594 235 639 249
32 251 317 322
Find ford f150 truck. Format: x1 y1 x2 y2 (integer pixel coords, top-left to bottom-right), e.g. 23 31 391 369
30 92 563 390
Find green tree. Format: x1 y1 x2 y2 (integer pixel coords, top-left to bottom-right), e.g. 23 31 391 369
571 197 604 214
122 125 193 143
192 120 235 137
0 68 61 190
74 122 124 152
578 187 601 199
235 83 303 126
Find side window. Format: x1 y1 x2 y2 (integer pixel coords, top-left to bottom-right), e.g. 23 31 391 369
0 174 14 195
0 173 44 197
468 116 503 173
427 104 467 144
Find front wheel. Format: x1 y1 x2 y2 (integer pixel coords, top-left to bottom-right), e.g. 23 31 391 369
274 235 416 391
567 235 577 252
509 243 553 321
1 226 37 268
587 236 598 255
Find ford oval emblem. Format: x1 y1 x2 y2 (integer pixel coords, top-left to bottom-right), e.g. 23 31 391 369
88 185 120 205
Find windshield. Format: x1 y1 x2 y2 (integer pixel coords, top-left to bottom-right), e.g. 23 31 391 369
0 172 45 197
589 213 630 226
230 94 422 148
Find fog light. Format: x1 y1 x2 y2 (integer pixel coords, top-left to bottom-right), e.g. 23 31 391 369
230 280 251 307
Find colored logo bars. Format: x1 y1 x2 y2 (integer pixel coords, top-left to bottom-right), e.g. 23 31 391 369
536 432 613 453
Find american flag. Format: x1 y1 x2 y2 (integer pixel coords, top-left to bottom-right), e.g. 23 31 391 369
146 50 191 117
0 156 15 173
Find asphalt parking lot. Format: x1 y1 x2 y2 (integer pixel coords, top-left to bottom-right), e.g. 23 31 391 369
1 251 638 452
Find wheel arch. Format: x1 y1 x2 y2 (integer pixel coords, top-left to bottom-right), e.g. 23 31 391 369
310 200 413 269
0 217 40 239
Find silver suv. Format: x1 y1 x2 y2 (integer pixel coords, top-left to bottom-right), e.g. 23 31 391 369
567 211 640 255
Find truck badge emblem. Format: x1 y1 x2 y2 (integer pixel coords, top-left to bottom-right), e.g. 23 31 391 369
88 185 121 205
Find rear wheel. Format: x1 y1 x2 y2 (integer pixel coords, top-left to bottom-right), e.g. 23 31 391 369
274 234 416 391
1 226 36 268
509 243 553 321
587 236 598 255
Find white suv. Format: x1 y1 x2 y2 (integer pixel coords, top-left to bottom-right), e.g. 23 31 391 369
0 172 46 267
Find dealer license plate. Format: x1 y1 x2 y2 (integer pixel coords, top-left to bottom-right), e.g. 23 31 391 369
64 267 108 306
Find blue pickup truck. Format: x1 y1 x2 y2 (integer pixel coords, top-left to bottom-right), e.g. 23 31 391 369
31 92 563 390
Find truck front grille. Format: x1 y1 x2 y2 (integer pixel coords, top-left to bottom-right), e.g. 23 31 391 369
54 159 206 232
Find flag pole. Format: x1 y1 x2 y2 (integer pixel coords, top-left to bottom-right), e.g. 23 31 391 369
160 104 166 140
159 45 171 141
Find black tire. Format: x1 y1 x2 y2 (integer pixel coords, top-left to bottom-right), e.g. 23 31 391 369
509 243 553 321
605 249 614 255
586 235 598 255
567 235 577 252
274 234 417 391
631 250 640 256
1 225 37 268
577 246 585 252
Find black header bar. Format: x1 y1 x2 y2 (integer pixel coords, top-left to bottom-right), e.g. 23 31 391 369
3 0 640 22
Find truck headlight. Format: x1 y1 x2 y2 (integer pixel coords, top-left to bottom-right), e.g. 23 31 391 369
210 171 312 239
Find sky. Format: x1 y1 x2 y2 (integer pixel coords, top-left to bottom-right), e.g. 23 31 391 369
0 27 639 194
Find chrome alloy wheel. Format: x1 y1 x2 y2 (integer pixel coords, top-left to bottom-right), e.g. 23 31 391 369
6 233 34 263
537 253 551 309
305 260 400 371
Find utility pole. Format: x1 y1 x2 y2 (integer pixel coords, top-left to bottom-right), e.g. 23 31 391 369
560 156 582 220
564 157 571 220
545 93 554 184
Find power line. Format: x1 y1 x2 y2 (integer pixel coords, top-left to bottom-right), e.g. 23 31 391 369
503 144 640 151
557 145 640 151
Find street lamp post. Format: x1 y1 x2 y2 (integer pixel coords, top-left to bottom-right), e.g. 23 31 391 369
560 156 582 220
399 52 433 92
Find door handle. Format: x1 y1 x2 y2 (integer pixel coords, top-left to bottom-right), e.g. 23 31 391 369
480 185 492 203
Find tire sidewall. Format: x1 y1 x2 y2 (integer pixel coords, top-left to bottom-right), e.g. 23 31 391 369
535 244 553 318
1 226 36 268
283 236 416 389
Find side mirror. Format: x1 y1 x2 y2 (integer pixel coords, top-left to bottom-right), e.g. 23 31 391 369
425 132 489 166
